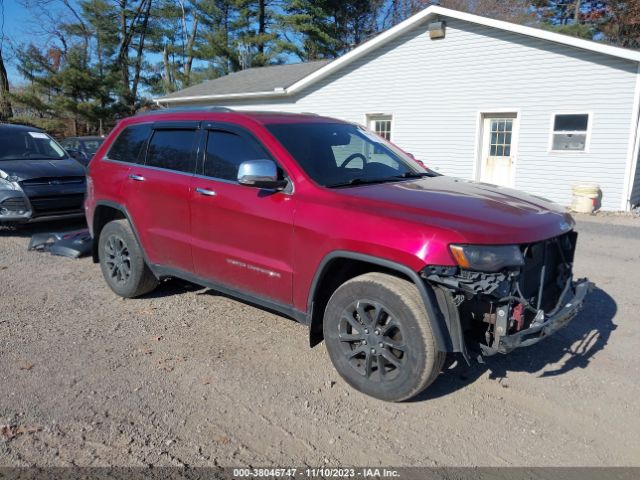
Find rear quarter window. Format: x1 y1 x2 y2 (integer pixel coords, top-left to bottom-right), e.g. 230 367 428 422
107 124 152 163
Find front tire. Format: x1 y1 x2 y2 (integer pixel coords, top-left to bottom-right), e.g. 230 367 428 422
98 219 158 298
323 272 445 402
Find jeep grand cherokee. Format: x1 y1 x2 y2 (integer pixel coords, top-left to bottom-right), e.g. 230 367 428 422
85 107 592 402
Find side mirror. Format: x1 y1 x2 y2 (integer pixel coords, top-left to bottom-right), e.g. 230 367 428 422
237 160 285 190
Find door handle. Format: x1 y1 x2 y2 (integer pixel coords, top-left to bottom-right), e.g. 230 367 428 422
196 187 216 197
128 174 146 181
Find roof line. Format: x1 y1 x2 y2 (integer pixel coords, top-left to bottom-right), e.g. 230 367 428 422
157 90 284 104
432 6 640 61
156 5 640 104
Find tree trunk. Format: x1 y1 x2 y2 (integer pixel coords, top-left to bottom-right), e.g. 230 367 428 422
163 44 174 91
184 15 199 86
130 0 153 111
118 0 132 107
116 0 149 110
0 49 12 121
574 0 581 22
258 0 266 55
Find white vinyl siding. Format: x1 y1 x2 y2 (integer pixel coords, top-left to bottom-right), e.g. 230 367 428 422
179 17 638 210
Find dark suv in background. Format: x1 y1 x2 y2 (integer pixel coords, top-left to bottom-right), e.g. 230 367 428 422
85 108 591 402
0 124 86 225
60 136 105 166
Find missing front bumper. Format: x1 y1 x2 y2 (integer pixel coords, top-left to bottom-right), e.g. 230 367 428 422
481 278 593 356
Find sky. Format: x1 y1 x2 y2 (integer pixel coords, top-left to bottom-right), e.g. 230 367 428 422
1 0 41 84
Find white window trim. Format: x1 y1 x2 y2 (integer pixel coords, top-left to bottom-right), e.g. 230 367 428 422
365 113 394 142
548 112 593 154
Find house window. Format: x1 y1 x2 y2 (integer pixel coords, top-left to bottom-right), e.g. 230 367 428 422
368 115 392 141
551 114 590 152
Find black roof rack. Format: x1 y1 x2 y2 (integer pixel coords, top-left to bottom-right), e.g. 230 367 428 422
136 106 234 116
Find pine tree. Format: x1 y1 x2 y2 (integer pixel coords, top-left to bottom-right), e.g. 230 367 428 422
196 0 243 74
280 0 383 61
235 0 279 67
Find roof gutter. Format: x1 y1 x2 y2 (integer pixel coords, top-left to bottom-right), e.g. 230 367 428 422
155 89 287 106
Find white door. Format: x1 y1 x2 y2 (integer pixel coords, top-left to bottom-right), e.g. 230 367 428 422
480 114 517 186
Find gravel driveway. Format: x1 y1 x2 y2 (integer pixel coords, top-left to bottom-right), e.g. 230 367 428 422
0 214 638 467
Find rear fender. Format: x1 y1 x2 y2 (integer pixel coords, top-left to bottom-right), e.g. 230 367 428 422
91 201 145 264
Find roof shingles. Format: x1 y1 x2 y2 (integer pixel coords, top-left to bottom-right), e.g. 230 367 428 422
161 60 331 100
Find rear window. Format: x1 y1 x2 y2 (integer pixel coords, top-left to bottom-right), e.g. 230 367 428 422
107 124 151 163
145 129 196 173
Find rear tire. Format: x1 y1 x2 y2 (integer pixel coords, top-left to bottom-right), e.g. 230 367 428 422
323 272 445 402
98 219 158 298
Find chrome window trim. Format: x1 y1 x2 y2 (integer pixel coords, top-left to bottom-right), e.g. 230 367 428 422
124 162 196 178
192 172 295 196
102 157 137 167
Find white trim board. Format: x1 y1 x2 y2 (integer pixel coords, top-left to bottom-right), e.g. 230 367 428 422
547 112 593 155
622 64 640 210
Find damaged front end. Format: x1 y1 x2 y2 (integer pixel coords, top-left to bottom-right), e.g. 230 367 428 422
422 232 593 361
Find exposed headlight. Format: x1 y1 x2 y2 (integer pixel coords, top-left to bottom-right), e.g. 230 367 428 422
449 244 524 272
0 177 19 191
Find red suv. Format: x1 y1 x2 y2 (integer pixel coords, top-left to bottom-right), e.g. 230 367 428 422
85 108 592 401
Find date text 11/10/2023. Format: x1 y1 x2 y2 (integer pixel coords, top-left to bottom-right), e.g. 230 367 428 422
232 468 401 478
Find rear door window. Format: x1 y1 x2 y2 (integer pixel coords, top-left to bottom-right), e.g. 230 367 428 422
145 129 197 174
204 130 268 181
107 124 152 163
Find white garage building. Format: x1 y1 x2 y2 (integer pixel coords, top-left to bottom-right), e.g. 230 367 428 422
156 5 640 211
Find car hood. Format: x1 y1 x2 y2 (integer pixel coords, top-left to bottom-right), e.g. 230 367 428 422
0 158 86 181
339 176 575 244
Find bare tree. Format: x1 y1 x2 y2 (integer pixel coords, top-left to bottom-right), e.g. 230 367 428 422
0 0 12 120
437 0 532 23
114 0 155 112
382 0 532 28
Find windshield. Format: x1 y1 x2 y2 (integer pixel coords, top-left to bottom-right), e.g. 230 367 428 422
266 122 433 187
0 130 68 161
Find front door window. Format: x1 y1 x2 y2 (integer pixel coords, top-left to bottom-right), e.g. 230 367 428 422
481 114 517 187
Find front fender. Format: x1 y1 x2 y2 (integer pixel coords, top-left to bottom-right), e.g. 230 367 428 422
307 250 454 352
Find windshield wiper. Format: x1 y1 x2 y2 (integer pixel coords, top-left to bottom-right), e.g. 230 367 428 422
328 176 418 188
327 172 433 188
393 171 432 179
326 178 389 188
